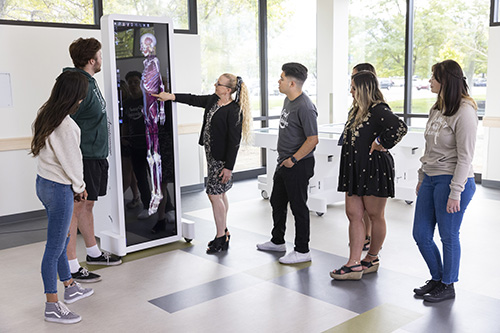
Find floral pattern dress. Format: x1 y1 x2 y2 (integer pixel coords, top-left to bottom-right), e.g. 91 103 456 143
338 103 408 197
203 103 233 195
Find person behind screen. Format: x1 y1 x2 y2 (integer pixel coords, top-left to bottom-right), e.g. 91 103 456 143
31 71 94 324
412 60 477 303
119 77 142 211
64 38 122 284
152 73 252 253
330 70 407 280
121 71 152 220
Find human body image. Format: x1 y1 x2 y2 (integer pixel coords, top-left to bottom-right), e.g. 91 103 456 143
140 33 166 216
153 73 252 253
256 63 319 264
31 71 94 324
412 60 477 302
65 38 121 284
330 70 407 280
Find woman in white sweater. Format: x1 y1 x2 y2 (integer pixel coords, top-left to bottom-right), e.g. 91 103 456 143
31 71 94 324
412 60 478 303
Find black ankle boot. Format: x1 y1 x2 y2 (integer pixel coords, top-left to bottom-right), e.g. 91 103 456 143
151 219 166 234
414 279 441 296
207 228 230 246
206 235 228 254
423 283 455 303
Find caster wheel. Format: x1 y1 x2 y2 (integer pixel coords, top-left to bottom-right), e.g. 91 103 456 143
405 200 413 205
261 190 269 199
184 238 193 243
316 212 324 217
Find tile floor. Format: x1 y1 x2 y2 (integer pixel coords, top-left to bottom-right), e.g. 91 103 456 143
0 179 499 332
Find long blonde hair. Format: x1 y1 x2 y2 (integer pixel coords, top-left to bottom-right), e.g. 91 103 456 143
349 71 386 129
222 73 252 144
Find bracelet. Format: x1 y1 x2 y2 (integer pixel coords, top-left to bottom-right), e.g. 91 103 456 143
375 137 381 145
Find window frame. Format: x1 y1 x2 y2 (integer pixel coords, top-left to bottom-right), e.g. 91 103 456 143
491 0 500 26
0 0 198 34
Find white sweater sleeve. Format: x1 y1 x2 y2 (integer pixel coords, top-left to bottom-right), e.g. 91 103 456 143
47 117 85 193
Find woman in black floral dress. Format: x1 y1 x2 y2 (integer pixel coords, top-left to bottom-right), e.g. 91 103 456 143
331 71 407 280
153 74 252 253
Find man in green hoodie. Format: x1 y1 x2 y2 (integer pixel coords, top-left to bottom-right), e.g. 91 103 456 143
64 38 121 283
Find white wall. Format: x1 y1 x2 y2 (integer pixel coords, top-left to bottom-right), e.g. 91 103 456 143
316 0 349 125
482 26 500 184
0 24 203 216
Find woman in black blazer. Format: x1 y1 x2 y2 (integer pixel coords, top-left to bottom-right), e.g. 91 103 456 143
153 73 252 253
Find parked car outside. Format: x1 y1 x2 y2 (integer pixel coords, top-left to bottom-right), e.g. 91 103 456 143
473 78 487 87
378 78 393 90
414 79 430 90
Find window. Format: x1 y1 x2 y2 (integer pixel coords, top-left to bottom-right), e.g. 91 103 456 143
348 0 407 115
349 0 489 173
0 0 195 31
103 0 191 31
267 0 317 118
412 0 489 172
0 0 95 25
197 0 261 172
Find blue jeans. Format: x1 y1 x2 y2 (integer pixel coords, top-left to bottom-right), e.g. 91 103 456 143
412 174 475 284
36 175 74 294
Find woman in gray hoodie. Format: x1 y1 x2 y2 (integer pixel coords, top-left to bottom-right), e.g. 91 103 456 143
412 60 477 303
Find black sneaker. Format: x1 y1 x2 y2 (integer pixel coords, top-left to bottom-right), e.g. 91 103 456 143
86 252 122 266
71 267 101 283
423 283 455 303
413 279 441 296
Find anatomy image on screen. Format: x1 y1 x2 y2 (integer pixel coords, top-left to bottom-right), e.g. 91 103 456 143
140 32 165 216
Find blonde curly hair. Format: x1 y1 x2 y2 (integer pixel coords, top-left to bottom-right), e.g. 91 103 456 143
222 73 252 144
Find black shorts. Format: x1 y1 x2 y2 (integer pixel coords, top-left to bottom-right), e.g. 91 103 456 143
83 159 109 201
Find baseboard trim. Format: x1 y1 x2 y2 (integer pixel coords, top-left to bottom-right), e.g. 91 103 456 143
181 183 205 194
0 209 46 225
482 179 500 189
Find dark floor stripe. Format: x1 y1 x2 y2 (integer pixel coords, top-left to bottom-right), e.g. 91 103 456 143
149 273 263 313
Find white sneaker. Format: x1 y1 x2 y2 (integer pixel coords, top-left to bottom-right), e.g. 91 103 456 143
279 251 311 264
137 209 150 220
256 241 286 252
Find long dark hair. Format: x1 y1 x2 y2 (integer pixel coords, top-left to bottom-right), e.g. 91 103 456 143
432 60 477 116
31 71 88 156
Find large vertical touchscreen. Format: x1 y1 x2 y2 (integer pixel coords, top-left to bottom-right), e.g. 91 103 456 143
114 20 177 245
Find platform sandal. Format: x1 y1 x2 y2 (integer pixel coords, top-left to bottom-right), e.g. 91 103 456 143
208 228 230 247
362 236 371 251
206 235 228 254
329 264 363 280
361 253 379 274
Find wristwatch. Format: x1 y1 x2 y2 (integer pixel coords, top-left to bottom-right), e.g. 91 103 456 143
291 156 298 164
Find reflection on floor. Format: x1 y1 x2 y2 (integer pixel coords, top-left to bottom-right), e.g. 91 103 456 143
1 179 499 332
